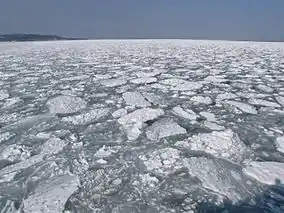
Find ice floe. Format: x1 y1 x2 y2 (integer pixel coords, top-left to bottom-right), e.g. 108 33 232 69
62 108 110 125
112 108 127 118
100 78 127 87
47 95 87 115
23 174 80 213
199 111 216 122
275 136 284 154
146 118 186 140
243 161 284 185
180 129 248 163
118 108 164 140
172 106 198 121
275 96 284 107
248 98 281 108
122 91 151 108
139 148 183 175
0 144 31 163
190 96 212 105
203 121 225 131
0 90 9 101
130 77 157 84
226 100 258 114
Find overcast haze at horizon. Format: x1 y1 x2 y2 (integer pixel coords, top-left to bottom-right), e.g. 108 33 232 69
0 0 284 41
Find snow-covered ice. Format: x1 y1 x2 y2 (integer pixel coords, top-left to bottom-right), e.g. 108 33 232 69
275 136 284 154
226 100 258 114
122 91 151 107
172 106 198 121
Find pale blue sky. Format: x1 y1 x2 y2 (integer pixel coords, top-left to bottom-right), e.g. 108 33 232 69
0 0 283 40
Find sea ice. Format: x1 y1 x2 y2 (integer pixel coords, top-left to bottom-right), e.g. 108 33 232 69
248 98 281 108
100 78 127 87
183 129 248 163
47 95 87 115
146 118 186 140
122 91 151 107
199 111 216 122
243 161 284 185
0 90 9 101
130 77 157 84
172 106 198 121
118 108 164 140
275 96 284 107
112 108 127 118
23 174 80 213
275 136 284 154
62 108 110 125
226 101 258 114
139 148 183 175
190 96 212 105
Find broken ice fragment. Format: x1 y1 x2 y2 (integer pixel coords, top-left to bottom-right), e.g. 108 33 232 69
275 136 284 154
191 96 212 105
226 101 258 114
248 98 281 108
62 108 110 125
130 77 157 84
23 174 80 213
172 106 198 121
243 161 284 185
47 95 87 115
122 92 151 108
146 118 186 140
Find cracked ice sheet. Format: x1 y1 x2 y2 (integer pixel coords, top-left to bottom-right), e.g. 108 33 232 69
62 108 110 125
23 174 80 213
118 108 164 140
146 118 186 140
178 129 248 163
243 161 284 185
122 91 151 108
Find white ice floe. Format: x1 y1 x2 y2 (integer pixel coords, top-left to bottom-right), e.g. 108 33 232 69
226 101 258 114
146 118 186 140
0 132 15 144
203 121 225 131
190 96 212 105
23 174 80 213
182 157 253 203
0 144 31 163
142 92 166 106
0 90 9 101
122 92 151 107
2 97 23 108
183 129 247 163
118 108 164 140
275 96 284 107
172 82 203 91
243 161 284 185
248 98 281 108
62 108 110 125
204 75 227 83
112 108 127 118
172 106 198 121
139 148 183 175
256 84 274 93
275 136 284 154
216 92 238 102
130 77 157 84
47 95 87 115
40 137 67 155
94 145 121 158
199 111 216 122
100 78 127 87
136 70 162 78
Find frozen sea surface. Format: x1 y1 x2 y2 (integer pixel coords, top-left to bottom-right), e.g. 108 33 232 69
0 40 284 213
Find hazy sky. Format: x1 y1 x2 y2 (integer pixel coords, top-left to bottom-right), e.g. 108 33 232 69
0 0 284 40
